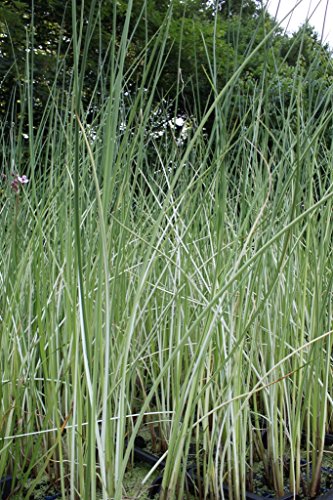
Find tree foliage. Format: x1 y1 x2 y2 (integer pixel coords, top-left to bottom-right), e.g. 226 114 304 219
0 0 332 146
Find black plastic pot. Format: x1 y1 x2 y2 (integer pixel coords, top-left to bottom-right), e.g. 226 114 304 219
0 476 13 500
324 434 333 446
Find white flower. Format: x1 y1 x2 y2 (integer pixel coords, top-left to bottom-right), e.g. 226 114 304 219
17 175 29 184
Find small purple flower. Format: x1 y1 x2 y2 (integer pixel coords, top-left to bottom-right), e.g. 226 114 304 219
10 173 29 193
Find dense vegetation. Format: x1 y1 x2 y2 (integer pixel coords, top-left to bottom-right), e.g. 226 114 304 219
1 0 333 142
0 1 333 499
